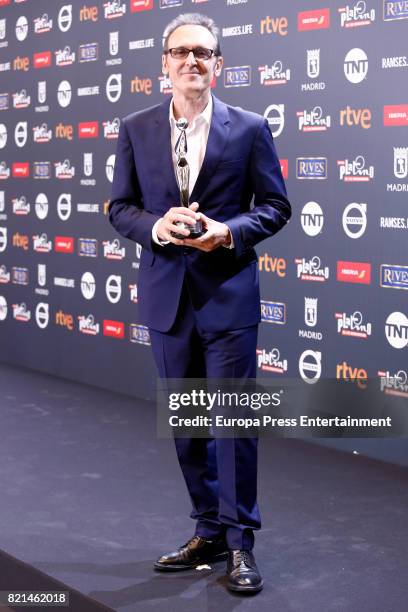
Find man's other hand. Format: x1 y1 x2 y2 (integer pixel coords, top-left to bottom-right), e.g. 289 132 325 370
156 203 200 245
183 209 232 252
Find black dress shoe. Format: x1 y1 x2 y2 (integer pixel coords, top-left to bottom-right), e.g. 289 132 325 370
154 535 228 571
226 550 263 593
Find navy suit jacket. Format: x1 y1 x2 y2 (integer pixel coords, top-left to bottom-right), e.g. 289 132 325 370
109 95 291 333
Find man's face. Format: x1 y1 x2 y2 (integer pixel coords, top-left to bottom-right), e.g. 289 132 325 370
162 24 223 97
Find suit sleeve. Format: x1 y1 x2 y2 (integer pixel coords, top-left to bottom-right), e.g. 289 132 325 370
108 119 160 252
224 118 291 258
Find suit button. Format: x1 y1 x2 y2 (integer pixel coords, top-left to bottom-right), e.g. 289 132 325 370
183 248 190 255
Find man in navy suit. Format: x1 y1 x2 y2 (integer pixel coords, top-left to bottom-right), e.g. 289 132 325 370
109 13 291 593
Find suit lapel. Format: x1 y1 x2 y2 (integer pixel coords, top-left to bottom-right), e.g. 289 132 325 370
190 95 231 204
152 95 231 207
153 98 180 204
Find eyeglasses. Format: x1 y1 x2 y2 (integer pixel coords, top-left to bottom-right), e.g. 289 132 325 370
164 47 216 61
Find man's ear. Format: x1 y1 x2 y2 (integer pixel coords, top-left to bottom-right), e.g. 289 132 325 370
214 56 223 77
162 54 168 75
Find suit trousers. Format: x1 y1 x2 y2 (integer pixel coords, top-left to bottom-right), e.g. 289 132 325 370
149 279 261 551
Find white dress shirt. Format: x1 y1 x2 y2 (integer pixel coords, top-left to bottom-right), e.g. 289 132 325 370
152 97 233 248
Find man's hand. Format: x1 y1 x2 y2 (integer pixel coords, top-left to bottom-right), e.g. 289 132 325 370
183 209 232 252
156 203 200 245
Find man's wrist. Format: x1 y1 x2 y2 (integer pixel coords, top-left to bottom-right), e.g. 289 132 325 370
152 219 169 246
222 224 234 249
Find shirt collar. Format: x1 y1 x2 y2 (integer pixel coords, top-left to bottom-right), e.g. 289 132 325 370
169 96 213 130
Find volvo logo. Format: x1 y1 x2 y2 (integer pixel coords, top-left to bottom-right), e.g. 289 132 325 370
58 5 73 32
57 193 71 221
14 121 28 147
106 73 122 103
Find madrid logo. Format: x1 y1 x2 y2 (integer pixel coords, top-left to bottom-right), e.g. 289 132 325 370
394 147 408 179
307 49 320 78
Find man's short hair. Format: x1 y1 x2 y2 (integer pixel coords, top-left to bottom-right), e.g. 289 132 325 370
162 13 222 57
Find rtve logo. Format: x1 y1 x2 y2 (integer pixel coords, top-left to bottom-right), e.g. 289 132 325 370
79 5 98 22
130 75 152 95
260 15 288 36
55 123 73 141
340 106 371 128
13 56 30 71
55 309 74 330
12 232 29 250
336 361 368 389
258 254 286 277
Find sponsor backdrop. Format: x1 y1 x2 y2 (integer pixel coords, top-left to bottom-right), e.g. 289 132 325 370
0 0 407 403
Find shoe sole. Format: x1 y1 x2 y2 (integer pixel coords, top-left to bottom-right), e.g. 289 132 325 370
227 580 264 594
153 550 229 571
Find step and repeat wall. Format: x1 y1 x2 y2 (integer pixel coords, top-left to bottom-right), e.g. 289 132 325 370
0 0 407 401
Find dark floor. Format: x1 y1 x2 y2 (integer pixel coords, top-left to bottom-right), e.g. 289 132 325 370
0 362 407 612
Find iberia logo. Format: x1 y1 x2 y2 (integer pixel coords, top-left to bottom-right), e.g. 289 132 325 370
33 51 52 69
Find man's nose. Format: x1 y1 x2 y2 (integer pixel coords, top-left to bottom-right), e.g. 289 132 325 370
185 50 198 65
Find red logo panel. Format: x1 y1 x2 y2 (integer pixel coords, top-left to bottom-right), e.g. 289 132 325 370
280 159 288 179
337 261 371 284
55 237 74 253
130 0 154 12
298 8 330 31
78 122 99 138
383 105 408 126
12 162 29 178
33 51 52 69
103 320 125 338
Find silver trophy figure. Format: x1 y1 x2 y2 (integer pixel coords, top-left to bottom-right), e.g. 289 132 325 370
172 118 203 239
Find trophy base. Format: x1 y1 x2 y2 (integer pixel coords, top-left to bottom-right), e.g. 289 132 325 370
171 220 204 240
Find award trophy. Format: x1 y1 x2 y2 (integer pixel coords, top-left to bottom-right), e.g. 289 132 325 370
171 118 204 239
